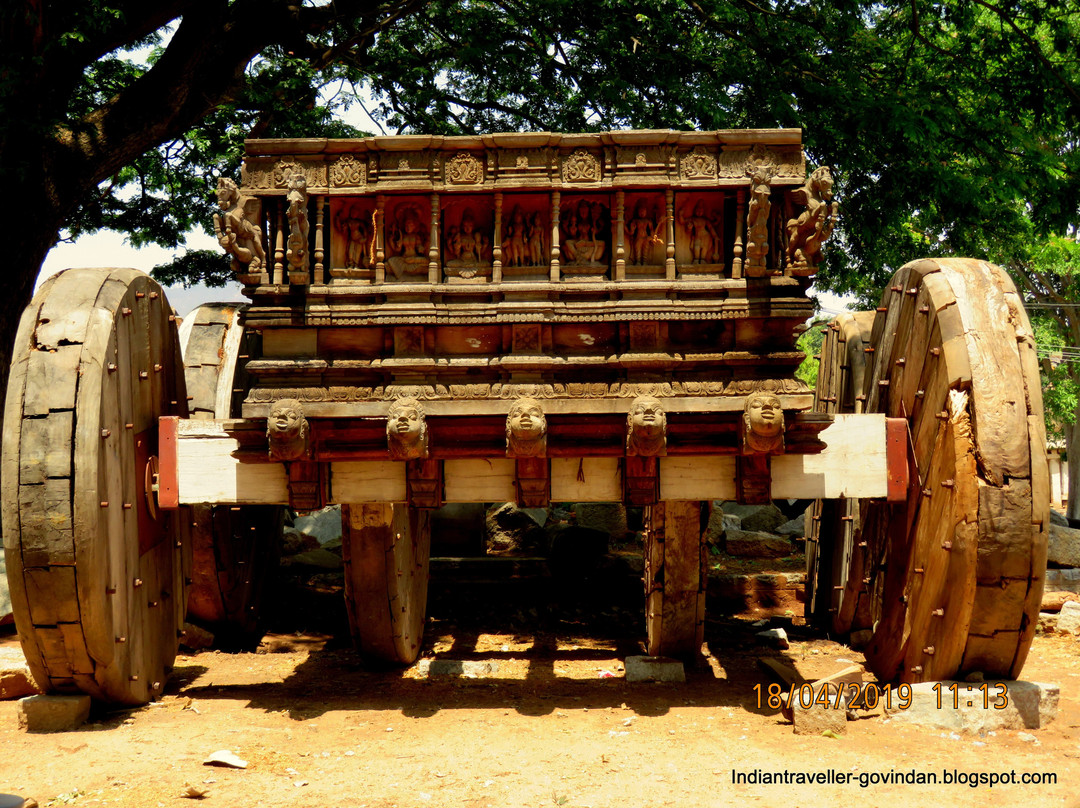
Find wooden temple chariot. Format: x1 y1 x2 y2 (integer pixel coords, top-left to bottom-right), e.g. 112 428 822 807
3 129 1046 705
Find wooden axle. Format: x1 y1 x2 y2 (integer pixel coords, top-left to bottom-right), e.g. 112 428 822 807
157 412 906 509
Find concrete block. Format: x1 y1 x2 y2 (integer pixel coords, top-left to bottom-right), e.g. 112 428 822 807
415 660 499 678
0 647 38 700
625 656 685 683
17 694 91 732
1057 601 1080 634
884 681 1058 732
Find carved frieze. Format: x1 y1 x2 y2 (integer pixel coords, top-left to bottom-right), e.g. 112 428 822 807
330 155 366 188
247 378 810 406
445 152 484 185
561 149 601 183
719 146 804 181
680 146 718 181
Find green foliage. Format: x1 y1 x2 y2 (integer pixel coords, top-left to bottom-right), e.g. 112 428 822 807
795 318 829 390
150 250 234 289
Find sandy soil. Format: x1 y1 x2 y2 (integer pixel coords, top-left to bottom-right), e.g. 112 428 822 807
2 566 1079 808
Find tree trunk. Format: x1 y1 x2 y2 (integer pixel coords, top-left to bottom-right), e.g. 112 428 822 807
1066 408 1080 522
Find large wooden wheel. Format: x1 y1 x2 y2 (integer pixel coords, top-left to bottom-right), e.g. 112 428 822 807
179 303 284 648
810 258 1048 683
2 268 190 704
341 503 431 665
644 501 705 659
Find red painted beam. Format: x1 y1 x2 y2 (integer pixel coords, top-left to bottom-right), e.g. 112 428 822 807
157 416 179 509
885 417 910 503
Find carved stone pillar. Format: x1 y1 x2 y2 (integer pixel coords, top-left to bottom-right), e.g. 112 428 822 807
732 188 746 279
615 189 626 281
550 191 561 282
665 189 676 279
314 194 325 285
375 194 386 284
492 191 503 283
429 193 440 284
273 203 285 286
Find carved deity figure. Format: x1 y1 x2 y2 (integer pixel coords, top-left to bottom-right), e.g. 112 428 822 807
501 206 529 267
527 212 547 266
626 396 667 457
334 202 371 269
267 398 309 461
213 177 266 278
786 166 837 275
506 397 547 457
386 397 429 460
562 200 607 265
678 201 721 264
744 165 774 277
742 392 785 454
626 202 659 266
386 205 429 279
444 208 490 278
285 171 310 274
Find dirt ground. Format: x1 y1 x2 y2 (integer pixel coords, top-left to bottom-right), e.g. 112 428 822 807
2 561 1079 808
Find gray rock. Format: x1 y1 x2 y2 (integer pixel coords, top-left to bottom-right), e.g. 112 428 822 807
718 502 787 534
756 628 790 649
1045 567 1080 594
775 514 806 538
0 547 11 624
625 656 685 683
703 504 741 546
17 694 91 732
725 528 794 558
1057 601 1080 635
416 660 499 677
0 647 38 700
1048 523 1080 568
885 681 1059 731
1050 509 1069 527
792 690 848 736
179 623 215 651
293 504 343 546
486 503 547 554
571 503 629 540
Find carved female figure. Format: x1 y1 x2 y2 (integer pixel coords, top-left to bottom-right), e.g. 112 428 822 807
506 397 547 457
742 392 785 454
744 165 773 277
626 396 667 457
626 201 657 265
266 398 309 461
285 171 310 273
527 212 546 266
334 202 371 269
386 397 429 460
562 200 607 265
679 201 720 264
387 205 429 279
501 206 528 267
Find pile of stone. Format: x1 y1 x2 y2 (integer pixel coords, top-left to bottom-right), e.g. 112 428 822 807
1043 509 1080 636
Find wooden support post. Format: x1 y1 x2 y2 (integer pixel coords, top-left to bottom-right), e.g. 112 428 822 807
287 460 323 511
624 455 659 506
515 457 550 508
645 501 705 658
407 458 443 509
736 454 770 504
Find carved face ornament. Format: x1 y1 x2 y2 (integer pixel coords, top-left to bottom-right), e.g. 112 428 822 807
269 401 304 440
388 402 424 444
746 393 783 438
509 402 545 439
